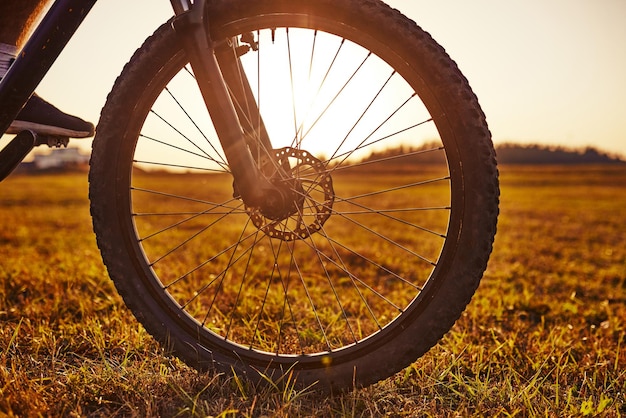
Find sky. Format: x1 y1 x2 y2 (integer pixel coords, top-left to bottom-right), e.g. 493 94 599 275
385 1 626 157
3 0 626 158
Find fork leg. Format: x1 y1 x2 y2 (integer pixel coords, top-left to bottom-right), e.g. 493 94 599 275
171 0 274 208
215 39 275 176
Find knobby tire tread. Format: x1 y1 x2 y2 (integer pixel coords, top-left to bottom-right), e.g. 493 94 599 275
89 0 499 391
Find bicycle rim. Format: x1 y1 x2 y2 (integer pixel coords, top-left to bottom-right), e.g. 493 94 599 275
118 14 461 365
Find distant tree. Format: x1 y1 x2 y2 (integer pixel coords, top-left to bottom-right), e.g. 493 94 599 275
359 142 625 166
495 143 625 165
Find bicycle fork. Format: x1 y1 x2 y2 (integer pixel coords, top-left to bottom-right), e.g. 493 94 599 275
171 0 285 213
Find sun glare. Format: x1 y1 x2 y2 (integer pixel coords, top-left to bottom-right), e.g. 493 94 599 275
239 28 437 161
133 26 440 174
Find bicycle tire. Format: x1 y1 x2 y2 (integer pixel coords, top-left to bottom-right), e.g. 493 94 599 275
89 0 499 391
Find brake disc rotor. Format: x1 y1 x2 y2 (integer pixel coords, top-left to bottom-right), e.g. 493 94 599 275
247 147 334 241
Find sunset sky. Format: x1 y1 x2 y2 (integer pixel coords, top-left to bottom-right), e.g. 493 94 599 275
387 0 626 157
4 0 625 157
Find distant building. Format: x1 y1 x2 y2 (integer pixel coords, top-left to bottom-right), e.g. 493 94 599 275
17 147 90 173
32 148 90 170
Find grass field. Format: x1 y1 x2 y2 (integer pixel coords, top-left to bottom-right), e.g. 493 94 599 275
1 165 625 416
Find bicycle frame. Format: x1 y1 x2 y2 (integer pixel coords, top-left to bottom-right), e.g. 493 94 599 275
0 0 276 208
0 0 96 180
0 0 96 138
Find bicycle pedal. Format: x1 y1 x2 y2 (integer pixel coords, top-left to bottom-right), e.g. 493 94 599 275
34 134 70 148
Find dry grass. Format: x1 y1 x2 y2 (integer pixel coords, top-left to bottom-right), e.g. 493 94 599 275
0 165 625 416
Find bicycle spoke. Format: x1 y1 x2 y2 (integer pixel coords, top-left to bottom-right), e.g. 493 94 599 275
263 236 307 353
224 236 257 341
313 231 404 321
339 211 437 266
307 233 359 345
133 159 227 173
139 133 229 171
177 220 258 313
329 70 396 162
282 238 333 352
145 202 246 265
149 110 216 160
163 86 228 167
283 172 450 237
164 226 259 290
261 215 411 340
131 186 242 210
327 92 420 170
339 176 449 202
247 237 281 349
285 28 299 141
301 50 372 145
329 144 443 173
308 227 387 332
340 203 447 239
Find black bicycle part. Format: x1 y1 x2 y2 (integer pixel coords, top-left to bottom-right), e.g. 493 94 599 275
0 130 35 181
172 0 278 210
0 0 97 138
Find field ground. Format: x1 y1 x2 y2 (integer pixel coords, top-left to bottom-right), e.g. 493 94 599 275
0 165 625 416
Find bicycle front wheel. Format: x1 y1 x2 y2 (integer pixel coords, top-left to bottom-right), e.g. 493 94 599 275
89 0 498 390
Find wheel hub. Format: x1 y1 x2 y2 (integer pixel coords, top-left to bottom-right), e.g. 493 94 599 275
247 147 334 241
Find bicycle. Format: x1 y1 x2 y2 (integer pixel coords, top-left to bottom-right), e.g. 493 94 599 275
0 0 499 391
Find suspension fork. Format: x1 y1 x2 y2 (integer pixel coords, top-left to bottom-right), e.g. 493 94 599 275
170 0 275 207
215 40 275 176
